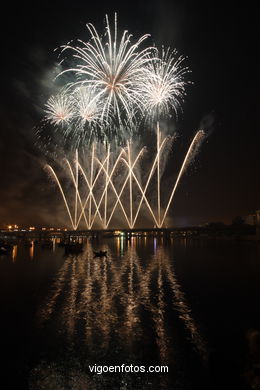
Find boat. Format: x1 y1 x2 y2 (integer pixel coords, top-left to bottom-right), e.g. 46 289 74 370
0 242 13 254
0 247 8 255
93 250 107 258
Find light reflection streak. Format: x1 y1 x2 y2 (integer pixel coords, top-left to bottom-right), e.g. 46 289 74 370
37 255 73 324
62 256 78 347
37 241 207 362
153 252 169 363
81 249 94 350
120 236 124 256
29 241 34 260
163 255 208 360
116 237 120 257
12 245 18 262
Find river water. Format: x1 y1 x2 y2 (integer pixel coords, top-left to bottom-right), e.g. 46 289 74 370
0 237 260 389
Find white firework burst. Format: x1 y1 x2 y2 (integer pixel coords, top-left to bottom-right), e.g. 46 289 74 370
42 15 190 148
140 47 189 120
58 13 153 127
45 91 74 127
73 86 105 127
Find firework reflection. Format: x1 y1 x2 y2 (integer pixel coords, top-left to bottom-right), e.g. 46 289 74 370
37 240 206 363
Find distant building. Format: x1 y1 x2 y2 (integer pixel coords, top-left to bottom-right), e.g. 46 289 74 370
243 210 260 226
244 214 256 225
256 210 260 224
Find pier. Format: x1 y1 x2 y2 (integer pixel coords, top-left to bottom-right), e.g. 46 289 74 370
1 223 258 242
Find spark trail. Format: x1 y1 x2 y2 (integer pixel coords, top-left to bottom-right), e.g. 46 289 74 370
47 129 205 229
42 14 205 228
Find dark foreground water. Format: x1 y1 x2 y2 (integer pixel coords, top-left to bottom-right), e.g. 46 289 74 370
0 237 260 389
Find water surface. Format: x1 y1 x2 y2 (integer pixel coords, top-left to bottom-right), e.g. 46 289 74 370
0 237 259 389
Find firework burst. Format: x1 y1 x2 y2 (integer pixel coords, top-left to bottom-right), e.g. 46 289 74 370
73 87 104 126
41 15 206 230
58 13 153 129
45 91 74 127
42 14 189 148
71 86 109 144
140 47 189 121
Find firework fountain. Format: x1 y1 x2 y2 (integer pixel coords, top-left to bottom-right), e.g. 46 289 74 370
43 14 205 230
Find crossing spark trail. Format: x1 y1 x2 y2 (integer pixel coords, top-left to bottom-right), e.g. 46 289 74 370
42 13 205 228
47 130 205 229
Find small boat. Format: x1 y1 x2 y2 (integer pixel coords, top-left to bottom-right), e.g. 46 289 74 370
65 242 83 254
0 243 13 254
0 247 8 255
93 250 107 258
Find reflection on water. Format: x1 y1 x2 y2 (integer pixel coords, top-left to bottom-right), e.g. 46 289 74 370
12 244 18 262
2 237 260 389
35 238 207 388
29 241 34 260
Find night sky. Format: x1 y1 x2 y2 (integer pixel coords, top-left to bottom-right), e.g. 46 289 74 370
0 0 258 228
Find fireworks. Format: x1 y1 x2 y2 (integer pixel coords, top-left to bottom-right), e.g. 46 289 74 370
139 48 188 121
43 13 188 145
47 130 205 230
53 14 153 140
72 86 109 145
45 91 74 127
74 87 104 126
42 14 206 229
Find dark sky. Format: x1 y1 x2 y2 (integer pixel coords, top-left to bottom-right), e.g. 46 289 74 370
0 0 258 228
